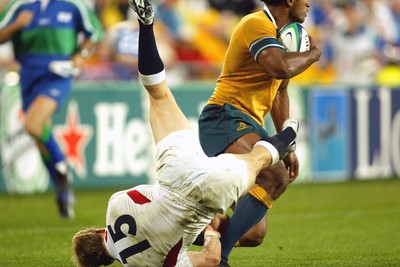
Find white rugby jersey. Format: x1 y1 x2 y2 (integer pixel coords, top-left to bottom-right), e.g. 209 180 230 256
105 130 249 266
105 184 200 267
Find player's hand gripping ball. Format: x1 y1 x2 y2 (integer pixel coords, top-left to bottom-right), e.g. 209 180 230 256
278 22 310 52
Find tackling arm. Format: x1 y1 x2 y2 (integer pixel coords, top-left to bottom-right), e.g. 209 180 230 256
186 226 221 267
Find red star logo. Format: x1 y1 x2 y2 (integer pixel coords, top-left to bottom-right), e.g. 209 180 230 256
54 100 93 178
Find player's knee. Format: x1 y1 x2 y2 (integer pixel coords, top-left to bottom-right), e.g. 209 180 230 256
257 163 291 199
239 232 265 247
23 119 41 138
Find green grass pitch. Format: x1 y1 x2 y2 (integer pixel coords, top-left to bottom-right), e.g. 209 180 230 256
0 179 399 267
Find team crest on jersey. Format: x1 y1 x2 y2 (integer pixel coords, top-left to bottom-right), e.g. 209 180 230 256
54 100 93 178
236 122 248 131
57 11 72 23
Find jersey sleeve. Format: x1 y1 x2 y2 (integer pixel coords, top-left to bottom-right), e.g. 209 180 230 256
72 0 104 42
239 16 285 62
0 0 21 29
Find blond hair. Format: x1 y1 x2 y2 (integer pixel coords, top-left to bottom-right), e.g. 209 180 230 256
71 228 114 267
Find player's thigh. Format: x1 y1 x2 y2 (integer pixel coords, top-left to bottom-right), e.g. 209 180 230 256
225 132 261 154
24 95 58 136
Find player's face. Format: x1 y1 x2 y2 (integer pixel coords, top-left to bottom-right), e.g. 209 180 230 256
289 0 310 23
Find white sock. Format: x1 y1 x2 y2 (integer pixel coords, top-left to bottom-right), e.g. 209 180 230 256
139 70 166 86
254 140 279 165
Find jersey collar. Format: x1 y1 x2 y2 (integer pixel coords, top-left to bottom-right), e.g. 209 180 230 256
263 5 278 29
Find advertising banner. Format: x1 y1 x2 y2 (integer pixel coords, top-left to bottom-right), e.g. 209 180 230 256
350 86 400 179
0 83 48 194
1 82 398 193
309 88 350 180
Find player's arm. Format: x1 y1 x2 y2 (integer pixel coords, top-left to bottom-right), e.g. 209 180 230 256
70 39 98 69
270 79 299 181
70 2 104 69
186 226 221 267
0 10 33 44
258 36 321 79
270 79 290 130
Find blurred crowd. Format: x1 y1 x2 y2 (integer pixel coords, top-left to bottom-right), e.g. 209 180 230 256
1 0 400 86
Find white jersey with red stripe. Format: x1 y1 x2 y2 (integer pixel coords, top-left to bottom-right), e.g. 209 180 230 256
105 130 249 266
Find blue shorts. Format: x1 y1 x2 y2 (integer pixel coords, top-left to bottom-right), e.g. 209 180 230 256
19 65 73 111
198 103 270 156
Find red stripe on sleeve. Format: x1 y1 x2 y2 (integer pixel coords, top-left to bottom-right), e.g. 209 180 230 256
127 190 151 204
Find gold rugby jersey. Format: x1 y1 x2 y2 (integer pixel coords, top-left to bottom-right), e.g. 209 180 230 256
208 6 285 125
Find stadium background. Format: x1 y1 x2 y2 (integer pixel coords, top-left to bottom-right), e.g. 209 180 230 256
1 0 400 193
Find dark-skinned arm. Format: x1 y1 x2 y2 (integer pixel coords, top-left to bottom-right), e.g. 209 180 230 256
270 79 299 181
270 79 290 130
258 36 321 79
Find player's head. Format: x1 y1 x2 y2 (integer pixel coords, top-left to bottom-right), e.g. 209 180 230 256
261 0 310 23
260 0 286 6
72 228 114 267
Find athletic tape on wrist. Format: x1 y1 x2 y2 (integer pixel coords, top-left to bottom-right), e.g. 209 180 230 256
139 69 166 86
286 142 296 153
254 140 279 165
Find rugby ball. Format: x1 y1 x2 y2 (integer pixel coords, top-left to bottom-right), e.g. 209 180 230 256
278 22 310 52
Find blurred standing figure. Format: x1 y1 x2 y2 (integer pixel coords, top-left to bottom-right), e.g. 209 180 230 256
359 0 398 45
0 0 104 218
332 1 381 85
391 0 400 45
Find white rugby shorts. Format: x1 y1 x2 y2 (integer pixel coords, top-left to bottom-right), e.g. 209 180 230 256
156 130 248 214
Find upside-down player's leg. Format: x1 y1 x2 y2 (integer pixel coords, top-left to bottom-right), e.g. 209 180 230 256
133 1 191 144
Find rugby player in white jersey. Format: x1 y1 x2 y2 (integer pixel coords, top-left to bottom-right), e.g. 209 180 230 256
72 0 299 266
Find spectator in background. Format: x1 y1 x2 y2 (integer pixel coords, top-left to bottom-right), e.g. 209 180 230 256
359 0 398 45
80 8 180 82
331 1 381 85
171 0 241 80
78 39 123 81
96 0 130 29
391 0 400 45
105 16 140 80
375 0 400 86
156 0 182 39
0 0 104 218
